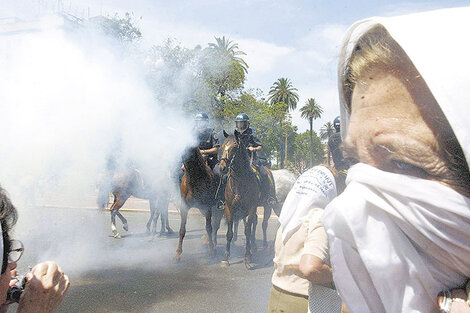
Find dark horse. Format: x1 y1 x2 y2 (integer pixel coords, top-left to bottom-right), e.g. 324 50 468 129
97 168 173 238
218 130 263 267
175 146 221 262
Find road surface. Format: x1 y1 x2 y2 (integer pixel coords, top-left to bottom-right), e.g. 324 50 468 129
8 205 279 313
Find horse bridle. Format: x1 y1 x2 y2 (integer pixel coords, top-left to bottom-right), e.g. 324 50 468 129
221 143 239 177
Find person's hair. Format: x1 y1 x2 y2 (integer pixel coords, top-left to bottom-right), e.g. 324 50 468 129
343 26 408 110
0 186 18 274
343 25 470 196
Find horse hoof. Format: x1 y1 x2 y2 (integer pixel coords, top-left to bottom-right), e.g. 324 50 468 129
123 224 129 231
244 258 253 270
209 249 216 258
173 256 181 264
113 233 121 239
220 260 229 267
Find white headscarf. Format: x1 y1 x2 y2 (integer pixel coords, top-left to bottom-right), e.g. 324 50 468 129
323 6 470 313
278 166 336 242
338 6 470 167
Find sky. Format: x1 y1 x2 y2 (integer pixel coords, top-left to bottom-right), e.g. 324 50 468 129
1 0 469 133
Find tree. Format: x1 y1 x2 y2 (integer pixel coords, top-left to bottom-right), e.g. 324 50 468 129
267 78 299 111
93 12 142 43
207 36 248 74
290 130 323 174
202 36 248 108
320 121 335 165
267 78 299 168
300 98 323 167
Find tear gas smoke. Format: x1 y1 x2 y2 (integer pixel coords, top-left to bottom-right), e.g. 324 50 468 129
0 14 196 274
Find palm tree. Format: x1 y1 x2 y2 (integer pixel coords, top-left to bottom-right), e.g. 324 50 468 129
300 98 323 167
207 36 248 73
320 122 335 165
267 78 299 111
268 78 299 168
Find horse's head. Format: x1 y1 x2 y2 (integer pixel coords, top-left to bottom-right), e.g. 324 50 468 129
182 146 200 164
219 130 242 172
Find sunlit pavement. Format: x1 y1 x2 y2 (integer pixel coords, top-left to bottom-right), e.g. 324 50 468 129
9 206 279 313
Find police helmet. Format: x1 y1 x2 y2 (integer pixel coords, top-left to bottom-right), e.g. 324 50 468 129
195 112 209 130
195 112 209 121
333 116 340 132
235 113 250 132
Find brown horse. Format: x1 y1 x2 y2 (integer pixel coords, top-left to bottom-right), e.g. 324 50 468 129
175 146 221 262
218 130 262 267
97 168 173 238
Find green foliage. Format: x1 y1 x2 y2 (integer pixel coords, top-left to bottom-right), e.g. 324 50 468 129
290 131 324 174
142 35 325 169
300 98 323 122
320 122 335 141
267 78 299 111
96 12 142 43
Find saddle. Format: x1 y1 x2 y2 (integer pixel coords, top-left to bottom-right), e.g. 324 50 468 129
250 165 275 192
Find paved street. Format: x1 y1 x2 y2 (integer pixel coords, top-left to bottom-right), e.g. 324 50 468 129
8 204 279 313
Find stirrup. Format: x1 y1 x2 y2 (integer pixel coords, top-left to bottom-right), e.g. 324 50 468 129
216 200 225 211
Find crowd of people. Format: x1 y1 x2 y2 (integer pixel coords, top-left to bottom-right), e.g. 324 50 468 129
0 5 469 313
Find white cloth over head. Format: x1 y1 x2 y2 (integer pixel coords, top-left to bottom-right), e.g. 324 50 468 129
324 163 470 313
279 166 336 242
338 6 470 167
324 6 470 313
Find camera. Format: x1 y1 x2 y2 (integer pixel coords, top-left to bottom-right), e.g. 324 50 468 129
6 274 26 304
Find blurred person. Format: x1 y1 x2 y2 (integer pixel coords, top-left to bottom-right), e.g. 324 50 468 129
298 117 349 313
322 7 470 313
179 112 220 184
194 112 220 171
268 165 339 313
0 186 70 313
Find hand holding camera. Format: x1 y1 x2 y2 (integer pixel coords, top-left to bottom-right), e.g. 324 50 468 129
12 262 70 313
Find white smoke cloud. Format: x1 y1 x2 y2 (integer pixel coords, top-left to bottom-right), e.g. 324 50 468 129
0 15 195 273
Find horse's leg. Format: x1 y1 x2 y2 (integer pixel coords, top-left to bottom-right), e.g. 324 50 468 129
115 210 128 231
212 206 222 247
222 205 233 266
244 213 255 267
162 194 173 234
110 195 119 238
251 213 258 253
233 218 239 242
174 207 188 262
262 206 272 249
205 208 215 258
110 193 128 238
147 199 156 234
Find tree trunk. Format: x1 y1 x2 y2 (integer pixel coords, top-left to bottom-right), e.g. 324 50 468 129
280 137 285 169
309 119 313 167
284 133 288 167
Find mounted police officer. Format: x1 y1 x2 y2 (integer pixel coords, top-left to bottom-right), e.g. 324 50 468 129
178 113 220 186
235 113 274 202
194 112 220 170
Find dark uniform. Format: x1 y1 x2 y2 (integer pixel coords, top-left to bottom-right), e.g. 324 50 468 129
328 116 348 193
197 127 220 170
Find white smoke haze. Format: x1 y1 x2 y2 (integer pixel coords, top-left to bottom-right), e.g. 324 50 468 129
0 15 197 273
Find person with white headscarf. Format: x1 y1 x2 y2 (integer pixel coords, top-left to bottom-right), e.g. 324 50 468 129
0 186 70 313
268 165 341 313
322 6 470 313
